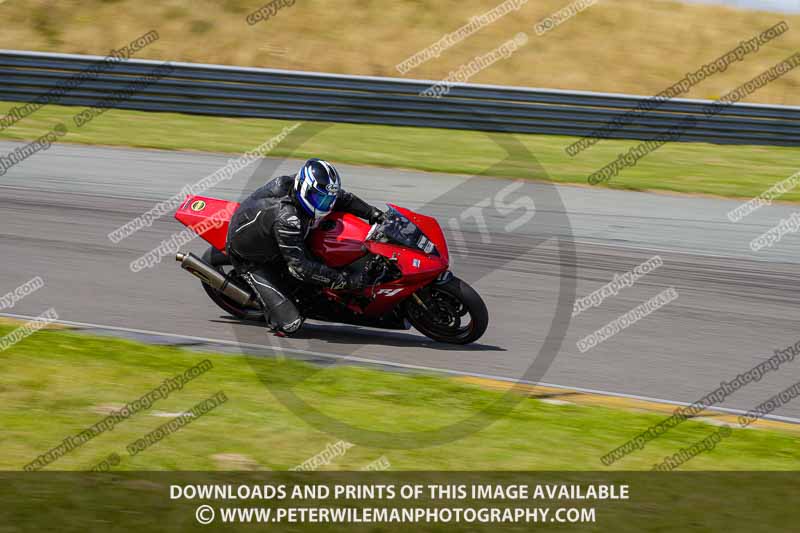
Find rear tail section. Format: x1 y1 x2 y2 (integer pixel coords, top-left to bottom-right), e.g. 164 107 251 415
174 195 239 252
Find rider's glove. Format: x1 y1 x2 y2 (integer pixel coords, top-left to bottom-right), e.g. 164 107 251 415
368 208 386 226
346 271 369 290
330 273 349 291
330 272 361 290
331 270 369 291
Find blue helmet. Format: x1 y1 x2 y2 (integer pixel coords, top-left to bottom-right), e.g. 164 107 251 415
294 158 341 219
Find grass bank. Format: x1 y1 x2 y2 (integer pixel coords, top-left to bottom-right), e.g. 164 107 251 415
0 324 798 471
2 101 799 202
1 0 798 105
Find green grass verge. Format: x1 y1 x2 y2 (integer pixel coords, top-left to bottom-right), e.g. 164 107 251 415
1 101 799 202
1 324 798 471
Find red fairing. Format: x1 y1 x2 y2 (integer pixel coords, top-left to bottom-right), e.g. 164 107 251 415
307 212 370 268
175 196 453 318
359 205 450 315
388 204 449 266
174 195 239 252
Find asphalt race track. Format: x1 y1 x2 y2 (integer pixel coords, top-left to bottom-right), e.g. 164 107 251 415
2 140 800 420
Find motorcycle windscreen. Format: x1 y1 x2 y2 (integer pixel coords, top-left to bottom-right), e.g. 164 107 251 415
377 207 439 256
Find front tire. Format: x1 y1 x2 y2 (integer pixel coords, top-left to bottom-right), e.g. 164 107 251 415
405 277 488 344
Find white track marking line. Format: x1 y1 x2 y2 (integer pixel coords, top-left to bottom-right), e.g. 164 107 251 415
3 311 799 425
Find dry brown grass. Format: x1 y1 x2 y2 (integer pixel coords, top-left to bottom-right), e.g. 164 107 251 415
1 0 798 104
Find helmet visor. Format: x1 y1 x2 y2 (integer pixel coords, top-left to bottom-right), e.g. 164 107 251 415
307 186 337 213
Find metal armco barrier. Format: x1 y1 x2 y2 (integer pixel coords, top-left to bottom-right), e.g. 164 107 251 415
0 50 798 146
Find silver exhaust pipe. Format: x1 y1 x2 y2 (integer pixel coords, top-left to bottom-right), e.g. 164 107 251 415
175 252 256 307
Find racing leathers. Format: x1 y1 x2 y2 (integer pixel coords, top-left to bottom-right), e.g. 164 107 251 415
226 175 381 334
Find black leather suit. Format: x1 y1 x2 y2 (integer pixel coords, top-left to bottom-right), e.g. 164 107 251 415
227 175 378 333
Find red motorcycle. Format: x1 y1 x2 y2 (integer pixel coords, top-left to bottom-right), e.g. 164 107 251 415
174 195 488 344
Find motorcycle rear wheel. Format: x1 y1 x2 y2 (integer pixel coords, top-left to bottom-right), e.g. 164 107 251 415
200 246 264 322
405 277 488 344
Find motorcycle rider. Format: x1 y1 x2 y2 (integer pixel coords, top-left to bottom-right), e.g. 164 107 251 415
226 158 385 336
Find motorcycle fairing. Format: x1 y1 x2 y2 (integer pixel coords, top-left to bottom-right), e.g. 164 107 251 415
175 195 238 252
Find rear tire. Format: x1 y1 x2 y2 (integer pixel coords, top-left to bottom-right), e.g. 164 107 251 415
200 247 263 322
405 277 488 344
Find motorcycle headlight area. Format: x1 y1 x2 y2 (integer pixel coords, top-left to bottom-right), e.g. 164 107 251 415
376 210 438 256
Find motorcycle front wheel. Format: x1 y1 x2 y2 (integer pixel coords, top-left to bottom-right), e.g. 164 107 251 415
405 277 488 345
